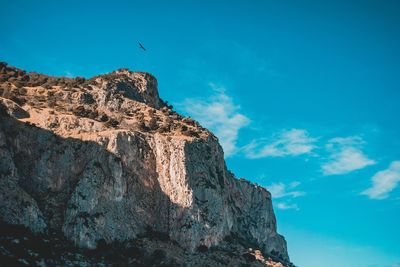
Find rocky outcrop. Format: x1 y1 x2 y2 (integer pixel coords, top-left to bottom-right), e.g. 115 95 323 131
0 62 291 266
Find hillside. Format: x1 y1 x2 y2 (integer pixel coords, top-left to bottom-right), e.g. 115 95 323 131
0 62 292 266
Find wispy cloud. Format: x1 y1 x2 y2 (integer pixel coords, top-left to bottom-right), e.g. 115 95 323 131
64 71 74 78
267 181 306 211
322 136 376 175
361 161 400 200
179 83 250 157
276 202 299 210
244 129 317 159
268 181 306 198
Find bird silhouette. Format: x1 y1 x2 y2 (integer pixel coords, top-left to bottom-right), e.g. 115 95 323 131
138 42 146 51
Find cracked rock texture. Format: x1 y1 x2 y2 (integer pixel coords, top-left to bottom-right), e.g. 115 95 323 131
0 62 291 266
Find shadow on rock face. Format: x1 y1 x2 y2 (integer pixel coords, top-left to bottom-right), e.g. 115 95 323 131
0 108 178 249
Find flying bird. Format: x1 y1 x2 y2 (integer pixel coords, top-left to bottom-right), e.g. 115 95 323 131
138 42 146 51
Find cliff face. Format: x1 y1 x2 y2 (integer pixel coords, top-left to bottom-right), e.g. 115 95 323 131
0 62 290 266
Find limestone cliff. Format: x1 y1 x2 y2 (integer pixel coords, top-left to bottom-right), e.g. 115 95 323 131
0 62 291 266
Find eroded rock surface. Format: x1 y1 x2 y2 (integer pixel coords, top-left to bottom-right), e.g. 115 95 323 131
0 62 291 266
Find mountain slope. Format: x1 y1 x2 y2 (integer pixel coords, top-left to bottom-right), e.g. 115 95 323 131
0 62 291 266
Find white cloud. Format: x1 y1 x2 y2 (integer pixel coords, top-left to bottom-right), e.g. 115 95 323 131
267 181 305 211
322 136 376 175
64 71 74 78
180 83 250 157
276 202 299 210
267 182 306 199
361 161 400 200
244 129 317 158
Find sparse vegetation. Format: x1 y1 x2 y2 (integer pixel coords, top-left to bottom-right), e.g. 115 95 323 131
164 100 173 110
99 113 109 122
105 117 120 128
80 92 95 104
147 114 158 131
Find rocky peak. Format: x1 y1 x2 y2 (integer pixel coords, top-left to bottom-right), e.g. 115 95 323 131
95 69 161 108
0 62 292 266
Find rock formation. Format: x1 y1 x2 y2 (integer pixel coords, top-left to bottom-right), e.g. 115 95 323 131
0 62 292 266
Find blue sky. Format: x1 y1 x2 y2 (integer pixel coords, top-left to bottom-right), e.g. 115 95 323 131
1 0 400 266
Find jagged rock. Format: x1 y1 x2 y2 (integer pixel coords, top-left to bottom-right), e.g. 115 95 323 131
0 63 291 266
0 98 29 119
